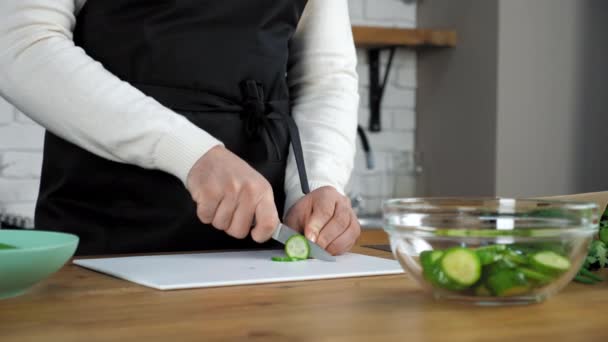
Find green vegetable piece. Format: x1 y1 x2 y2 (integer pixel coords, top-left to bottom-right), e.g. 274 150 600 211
439 247 482 287
475 245 506 265
486 268 530 296
0 242 16 250
420 250 444 283
574 274 598 285
285 235 310 259
599 227 608 245
519 267 553 285
587 240 607 268
420 250 443 268
530 251 571 275
578 268 603 282
502 249 528 265
271 256 305 262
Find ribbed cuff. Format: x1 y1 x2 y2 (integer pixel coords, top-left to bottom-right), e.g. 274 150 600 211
154 118 223 185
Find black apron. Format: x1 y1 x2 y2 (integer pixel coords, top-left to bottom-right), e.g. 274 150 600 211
35 0 310 255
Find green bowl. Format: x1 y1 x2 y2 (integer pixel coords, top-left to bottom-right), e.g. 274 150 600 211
0 230 79 299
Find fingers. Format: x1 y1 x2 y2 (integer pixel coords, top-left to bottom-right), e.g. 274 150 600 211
187 146 279 242
224 203 255 239
305 195 337 243
195 186 222 224
316 199 351 249
251 191 279 243
326 211 361 255
211 194 238 231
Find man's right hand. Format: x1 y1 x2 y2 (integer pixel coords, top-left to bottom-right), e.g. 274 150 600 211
186 146 279 242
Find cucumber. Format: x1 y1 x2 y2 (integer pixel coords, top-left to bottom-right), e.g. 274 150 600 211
439 247 482 287
530 251 571 275
0 242 16 250
486 268 530 297
420 250 444 284
475 245 506 265
519 267 553 285
420 250 464 291
502 249 528 265
285 235 310 259
420 250 443 268
271 256 305 262
429 264 464 291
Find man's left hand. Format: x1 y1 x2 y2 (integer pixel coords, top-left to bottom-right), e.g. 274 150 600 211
284 186 361 255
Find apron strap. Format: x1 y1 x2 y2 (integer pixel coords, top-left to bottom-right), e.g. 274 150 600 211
240 80 310 195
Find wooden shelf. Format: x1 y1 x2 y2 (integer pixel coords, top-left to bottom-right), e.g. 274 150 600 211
352 26 457 48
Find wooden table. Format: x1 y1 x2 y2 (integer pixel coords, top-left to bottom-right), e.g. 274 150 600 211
1 230 606 341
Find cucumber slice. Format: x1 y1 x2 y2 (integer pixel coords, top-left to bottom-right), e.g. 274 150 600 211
285 235 310 259
530 251 571 275
420 250 443 268
439 247 482 287
519 267 553 285
420 250 465 291
502 249 528 265
486 268 530 296
0 242 16 250
420 250 444 283
476 245 506 265
271 256 305 262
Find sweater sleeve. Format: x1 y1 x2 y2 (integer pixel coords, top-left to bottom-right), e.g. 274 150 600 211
284 0 360 213
0 0 223 184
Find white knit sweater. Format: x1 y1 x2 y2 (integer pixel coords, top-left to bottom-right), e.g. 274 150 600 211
0 0 359 213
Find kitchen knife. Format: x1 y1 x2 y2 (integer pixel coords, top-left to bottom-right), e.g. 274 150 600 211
272 223 336 262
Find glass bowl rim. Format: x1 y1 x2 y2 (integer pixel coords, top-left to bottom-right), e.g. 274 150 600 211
382 197 599 239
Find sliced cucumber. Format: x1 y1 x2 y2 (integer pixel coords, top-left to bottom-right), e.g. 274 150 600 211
420 250 444 284
530 251 571 275
285 235 310 259
519 267 553 285
420 250 443 268
0 242 16 250
271 256 305 262
439 247 482 287
486 268 530 296
502 249 528 265
476 245 506 265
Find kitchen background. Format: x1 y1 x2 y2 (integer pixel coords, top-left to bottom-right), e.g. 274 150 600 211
1 0 607 222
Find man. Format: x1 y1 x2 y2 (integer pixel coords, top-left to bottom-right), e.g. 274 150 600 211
0 0 360 255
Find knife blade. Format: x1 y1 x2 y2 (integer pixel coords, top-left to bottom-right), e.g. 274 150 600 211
272 223 336 262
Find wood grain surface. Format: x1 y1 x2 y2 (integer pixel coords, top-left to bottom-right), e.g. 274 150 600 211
1 230 606 342
352 26 457 48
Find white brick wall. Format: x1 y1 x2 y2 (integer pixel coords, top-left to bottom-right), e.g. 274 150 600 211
0 0 417 220
347 0 418 215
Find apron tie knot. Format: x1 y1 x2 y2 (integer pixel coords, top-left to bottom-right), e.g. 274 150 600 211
240 79 311 195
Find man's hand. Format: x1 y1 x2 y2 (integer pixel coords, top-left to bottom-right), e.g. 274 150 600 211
186 146 279 242
284 186 361 255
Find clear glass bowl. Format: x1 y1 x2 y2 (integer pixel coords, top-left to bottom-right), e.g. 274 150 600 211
383 198 599 305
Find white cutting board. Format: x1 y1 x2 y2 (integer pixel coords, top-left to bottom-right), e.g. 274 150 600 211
73 250 403 290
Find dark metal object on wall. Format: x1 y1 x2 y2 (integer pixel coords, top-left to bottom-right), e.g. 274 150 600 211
367 47 396 132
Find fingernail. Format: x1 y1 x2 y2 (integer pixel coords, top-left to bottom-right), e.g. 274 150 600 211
307 224 320 243
306 231 317 243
